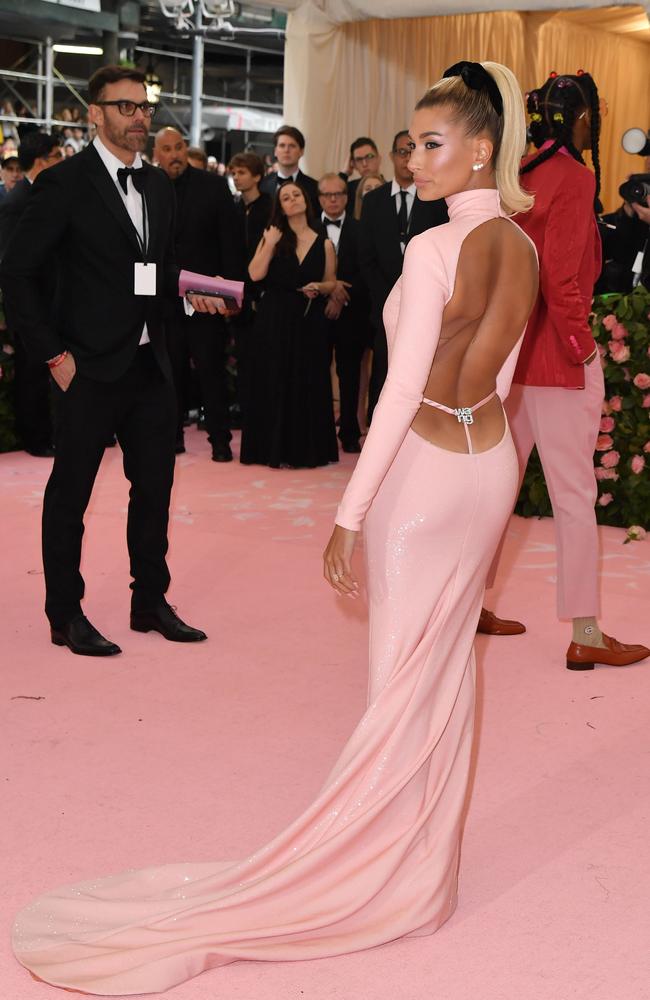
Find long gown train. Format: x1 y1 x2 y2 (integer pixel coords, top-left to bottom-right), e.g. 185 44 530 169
12 188 530 995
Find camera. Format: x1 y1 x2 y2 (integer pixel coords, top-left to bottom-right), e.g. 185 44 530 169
618 174 650 206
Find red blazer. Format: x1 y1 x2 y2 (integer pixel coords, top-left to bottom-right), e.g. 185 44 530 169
513 150 601 389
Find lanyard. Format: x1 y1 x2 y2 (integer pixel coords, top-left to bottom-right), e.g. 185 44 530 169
133 192 149 265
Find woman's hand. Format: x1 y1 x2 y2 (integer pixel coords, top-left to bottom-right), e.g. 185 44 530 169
264 225 283 247
300 282 320 299
323 524 359 598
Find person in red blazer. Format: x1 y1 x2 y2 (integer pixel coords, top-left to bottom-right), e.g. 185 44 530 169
481 72 649 671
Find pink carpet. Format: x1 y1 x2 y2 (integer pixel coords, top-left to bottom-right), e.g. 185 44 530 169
2 427 649 999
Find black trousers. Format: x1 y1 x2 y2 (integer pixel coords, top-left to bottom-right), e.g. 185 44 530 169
167 308 231 448
43 345 176 626
13 338 53 451
367 321 388 425
328 311 368 446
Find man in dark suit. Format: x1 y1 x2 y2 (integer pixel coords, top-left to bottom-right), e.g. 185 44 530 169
0 66 209 656
154 126 244 461
0 130 62 456
260 126 320 217
338 136 382 205
359 129 448 421
319 172 371 453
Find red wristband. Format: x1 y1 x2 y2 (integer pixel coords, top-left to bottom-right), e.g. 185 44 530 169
47 351 68 369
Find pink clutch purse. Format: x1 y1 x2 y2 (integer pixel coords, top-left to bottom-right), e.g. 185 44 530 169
179 270 245 310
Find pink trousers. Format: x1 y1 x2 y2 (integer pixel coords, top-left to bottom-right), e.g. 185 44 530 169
490 361 604 619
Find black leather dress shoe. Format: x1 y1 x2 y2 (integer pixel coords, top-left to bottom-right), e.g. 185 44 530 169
51 615 121 656
130 603 207 642
341 440 361 454
26 446 55 458
212 444 233 463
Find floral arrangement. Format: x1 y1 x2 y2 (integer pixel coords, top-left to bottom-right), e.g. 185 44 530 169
516 284 650 540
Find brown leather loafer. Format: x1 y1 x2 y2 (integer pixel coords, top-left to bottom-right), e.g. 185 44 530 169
477 608 526 636
566 633 650 671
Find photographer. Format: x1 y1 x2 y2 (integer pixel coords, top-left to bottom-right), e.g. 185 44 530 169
598 171 650 293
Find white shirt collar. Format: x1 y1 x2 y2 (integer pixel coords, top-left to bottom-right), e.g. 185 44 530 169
277 169 299 181
93 135 142 184
391 179 416 198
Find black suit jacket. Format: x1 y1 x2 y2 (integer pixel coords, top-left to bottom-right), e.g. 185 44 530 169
322 214 369 321
0 177 32 258
0 143 178 381
260 169 320 219
172 164 244 280
358 184 448 329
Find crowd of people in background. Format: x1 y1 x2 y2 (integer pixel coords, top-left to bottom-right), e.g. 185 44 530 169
0 92 648 471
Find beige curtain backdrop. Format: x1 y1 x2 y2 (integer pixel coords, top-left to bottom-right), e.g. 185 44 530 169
284 8 650 210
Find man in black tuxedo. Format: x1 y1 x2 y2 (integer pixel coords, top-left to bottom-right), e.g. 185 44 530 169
359 129 448 421
0 130 62 457
229 151 272 422
154 126 244 461
260 126 320 217
319 172 371 453
0 66 210 656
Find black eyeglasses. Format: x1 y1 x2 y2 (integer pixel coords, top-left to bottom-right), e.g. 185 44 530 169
352 152 377 165
96 100 157 119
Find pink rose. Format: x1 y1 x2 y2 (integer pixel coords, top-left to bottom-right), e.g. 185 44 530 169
595 468 619 481
601 450 620 468
596 434 614 451
633 373 650 390
598 493 614 506
623 367 632 382
644 441 650 453
625 525 647 543
609 396 623 412
599 416 615 433
608 341 631 364
643 394 650 409
631 455 646 475
601 314 617 331
598 343 607 358
647 344 650 358
611 322 628 341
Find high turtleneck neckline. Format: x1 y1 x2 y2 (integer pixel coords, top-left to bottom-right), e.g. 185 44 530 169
445 187 504 221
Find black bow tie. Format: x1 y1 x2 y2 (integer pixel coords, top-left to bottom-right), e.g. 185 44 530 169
325 218 342 228
117 166 145 195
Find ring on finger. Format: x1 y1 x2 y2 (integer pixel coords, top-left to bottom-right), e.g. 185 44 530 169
332 573 340 582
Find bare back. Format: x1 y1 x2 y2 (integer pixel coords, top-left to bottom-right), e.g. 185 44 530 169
411 218 538 453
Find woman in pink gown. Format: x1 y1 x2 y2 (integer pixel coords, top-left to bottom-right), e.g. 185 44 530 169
12 62 538 996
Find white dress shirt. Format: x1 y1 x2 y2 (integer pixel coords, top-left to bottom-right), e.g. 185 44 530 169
321 210 345 253
93 136 149 345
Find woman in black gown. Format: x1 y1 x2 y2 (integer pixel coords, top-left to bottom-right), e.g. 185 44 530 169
241 181 339 468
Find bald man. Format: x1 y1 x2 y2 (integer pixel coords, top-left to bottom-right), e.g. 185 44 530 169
154 127 244 461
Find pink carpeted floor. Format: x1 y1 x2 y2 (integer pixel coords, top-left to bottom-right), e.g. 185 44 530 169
2 427 650 1000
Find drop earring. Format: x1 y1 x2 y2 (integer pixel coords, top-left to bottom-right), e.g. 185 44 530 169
472 163 485 172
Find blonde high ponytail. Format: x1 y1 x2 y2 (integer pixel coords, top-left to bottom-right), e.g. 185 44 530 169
416 60 533 217
481 62 533 216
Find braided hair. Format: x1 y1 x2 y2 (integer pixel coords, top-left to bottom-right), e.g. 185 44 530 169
521 72 601 212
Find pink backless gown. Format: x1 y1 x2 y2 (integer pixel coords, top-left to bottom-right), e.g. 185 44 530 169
12 188 535 996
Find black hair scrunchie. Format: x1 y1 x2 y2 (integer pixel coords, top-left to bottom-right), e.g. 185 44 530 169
442 61 504 117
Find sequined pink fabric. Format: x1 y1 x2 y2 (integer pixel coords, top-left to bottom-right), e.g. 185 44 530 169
12 188 532 996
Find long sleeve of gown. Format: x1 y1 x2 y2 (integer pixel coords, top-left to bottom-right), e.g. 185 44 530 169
336 233 449 531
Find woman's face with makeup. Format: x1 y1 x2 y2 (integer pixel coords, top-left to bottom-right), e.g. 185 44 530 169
407 106 493 201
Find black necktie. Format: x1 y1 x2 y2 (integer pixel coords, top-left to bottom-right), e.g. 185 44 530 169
398 190 409 243
117 166 145 195
325 218 342 228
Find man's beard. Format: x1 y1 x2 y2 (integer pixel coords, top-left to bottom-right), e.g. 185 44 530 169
104 119 148 153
